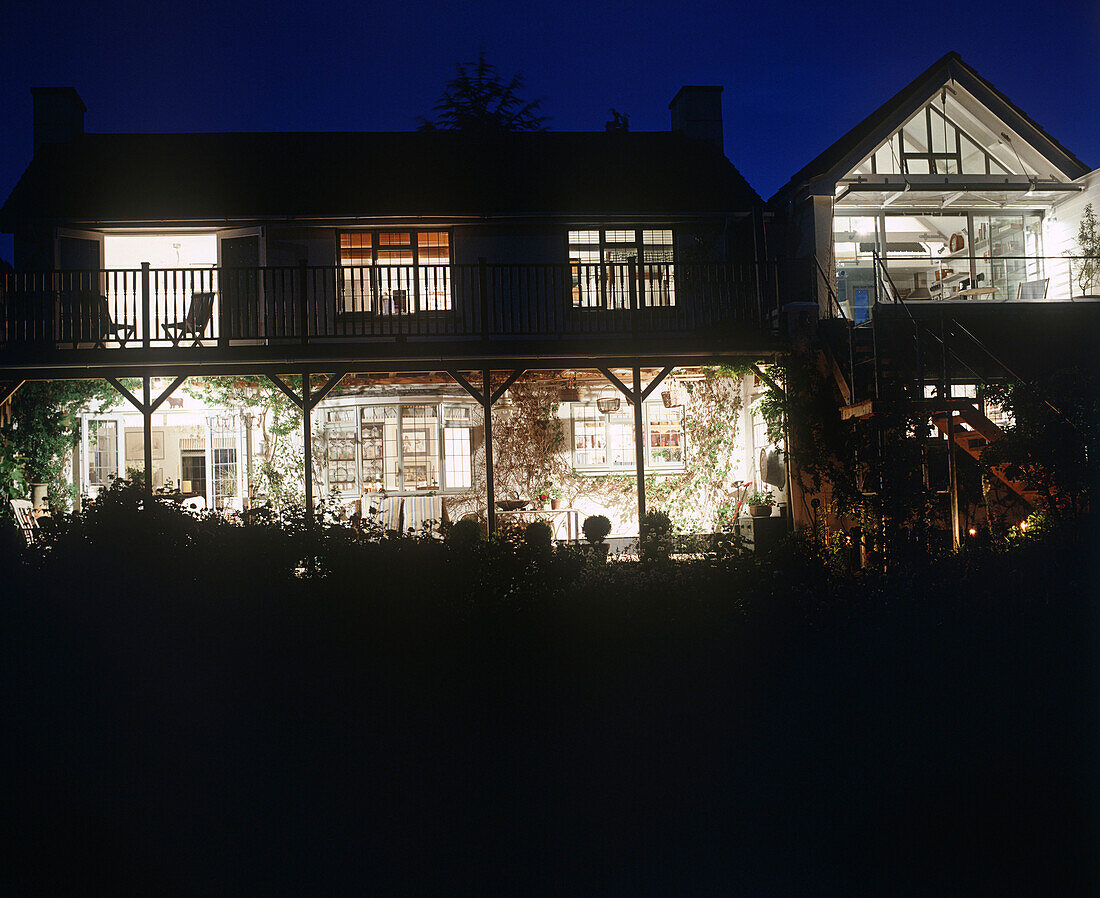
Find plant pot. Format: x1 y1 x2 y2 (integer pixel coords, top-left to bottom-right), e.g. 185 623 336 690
550 498 562 510
748 505 772 517
30 482 49 510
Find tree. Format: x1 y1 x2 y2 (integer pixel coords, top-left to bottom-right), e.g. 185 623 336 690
419 52 547 134
979 369 1096 518
2 380 119 509
1067 202 1100 296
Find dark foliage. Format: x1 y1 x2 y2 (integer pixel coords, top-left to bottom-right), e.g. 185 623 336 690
4 483 1095 894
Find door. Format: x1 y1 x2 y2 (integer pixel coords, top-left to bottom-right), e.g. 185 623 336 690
218 228 264 339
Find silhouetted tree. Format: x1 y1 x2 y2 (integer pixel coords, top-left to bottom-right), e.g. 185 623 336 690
419 52 547 133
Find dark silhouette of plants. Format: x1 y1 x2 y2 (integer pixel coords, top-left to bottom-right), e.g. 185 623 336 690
419 52 547 134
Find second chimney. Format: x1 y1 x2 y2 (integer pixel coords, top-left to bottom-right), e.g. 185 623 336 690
32 87 86 154
669 86 723 153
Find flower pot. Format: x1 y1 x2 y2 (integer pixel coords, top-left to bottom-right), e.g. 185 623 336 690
550 498 562 510
30 483 49 510
748 505 772 517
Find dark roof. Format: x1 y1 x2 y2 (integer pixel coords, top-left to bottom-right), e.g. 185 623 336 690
0 130 760 228
770 52 1091 204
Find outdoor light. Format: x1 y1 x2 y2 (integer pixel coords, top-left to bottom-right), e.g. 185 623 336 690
968 528 977 537
1019 521 1027 532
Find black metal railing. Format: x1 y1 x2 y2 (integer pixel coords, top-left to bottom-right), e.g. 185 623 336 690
0 259 816 351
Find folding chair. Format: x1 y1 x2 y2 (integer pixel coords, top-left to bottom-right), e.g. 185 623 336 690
163 291 216 345
10 499 37 545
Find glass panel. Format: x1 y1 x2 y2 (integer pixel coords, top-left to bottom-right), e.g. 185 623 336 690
606 411 635 467
400 405 438 490
568 230 599 245
443 427 472 489
326 423 358 495
572 405 605 467
378 232 411 246
87 419 119 486
605 230 636 243
648 405 683 465
643 230 673 245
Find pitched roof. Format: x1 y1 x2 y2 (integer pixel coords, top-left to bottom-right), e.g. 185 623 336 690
770 52 1091 204
0 130 760 228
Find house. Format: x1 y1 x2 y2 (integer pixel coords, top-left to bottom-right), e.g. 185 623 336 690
769 52 1099 544
0 86 794 537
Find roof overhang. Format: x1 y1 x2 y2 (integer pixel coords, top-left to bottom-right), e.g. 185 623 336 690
834 174 1082 211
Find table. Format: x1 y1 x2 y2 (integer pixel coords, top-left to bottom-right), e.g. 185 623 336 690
949 287 999 300
497 507 582 541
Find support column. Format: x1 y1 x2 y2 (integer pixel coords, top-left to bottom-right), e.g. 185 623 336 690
942 320 960 550
302 372 313 517
142 376 153 500
632 366 646 523
482 368 495 535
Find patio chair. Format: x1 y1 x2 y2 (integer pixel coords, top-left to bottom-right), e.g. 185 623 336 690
163 291 216 345
181 495 207 513
76 292 136 346
376 496 403 532
1016 278 1048 301
404 495 448 537
10 499 37 545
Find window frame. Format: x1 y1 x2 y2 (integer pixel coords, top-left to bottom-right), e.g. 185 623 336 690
338 229 453 315
567 227 676 310
323 398 477 496
569 400 685 473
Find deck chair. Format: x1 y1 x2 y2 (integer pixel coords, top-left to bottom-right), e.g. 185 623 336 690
163 291 216 345
376 496 403 533
10 499 37 545
404 495 447 537
1016 278 1048 301
73 292 136 346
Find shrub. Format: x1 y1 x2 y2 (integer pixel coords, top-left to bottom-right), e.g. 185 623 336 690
447 518 484 550
523 520 553 555
639 510 674 565
582 514 611 545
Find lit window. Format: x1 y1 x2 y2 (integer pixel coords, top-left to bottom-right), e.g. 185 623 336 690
570 401 684 472
339 230 451 314
568 228 675 309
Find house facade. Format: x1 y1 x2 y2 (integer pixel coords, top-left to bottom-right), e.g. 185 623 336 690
769 52 1099 545
1 85 794 537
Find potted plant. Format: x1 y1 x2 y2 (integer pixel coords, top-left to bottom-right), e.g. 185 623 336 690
548 484 563 510
745 488 775 517
582 513 612 562
1067 202 1100 297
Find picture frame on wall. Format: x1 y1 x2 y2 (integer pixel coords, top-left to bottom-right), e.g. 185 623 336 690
125 429 165 460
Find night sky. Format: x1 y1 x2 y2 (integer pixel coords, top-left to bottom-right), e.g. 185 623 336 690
2 0 1098 263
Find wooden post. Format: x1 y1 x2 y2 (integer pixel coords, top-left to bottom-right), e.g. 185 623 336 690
482 367 495 535
632 366 646 524
298 259 309 346
142 376 153 500
942 321 961 549
302 372 313 518
141 262 151 350
478 257 489 342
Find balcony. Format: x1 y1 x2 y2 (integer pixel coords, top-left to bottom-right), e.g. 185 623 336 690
0 260 811 372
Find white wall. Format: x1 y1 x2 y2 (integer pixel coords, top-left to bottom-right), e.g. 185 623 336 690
1045 170 1100 298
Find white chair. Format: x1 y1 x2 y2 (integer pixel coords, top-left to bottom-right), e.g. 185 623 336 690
10 499 37 545
181 495 207 513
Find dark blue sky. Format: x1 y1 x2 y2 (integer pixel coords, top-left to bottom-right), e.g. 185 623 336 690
3 0 1098 262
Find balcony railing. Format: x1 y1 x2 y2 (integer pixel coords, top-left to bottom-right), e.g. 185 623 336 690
0 259 815 351
832 254 1100 321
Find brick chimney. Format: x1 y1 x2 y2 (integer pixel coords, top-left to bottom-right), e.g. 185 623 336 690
32 87 86 154
669 86 723 153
